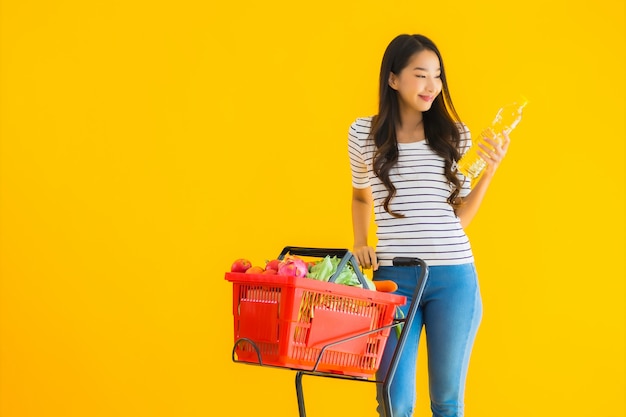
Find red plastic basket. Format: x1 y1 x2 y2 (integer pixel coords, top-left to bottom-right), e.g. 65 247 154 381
225 272 406 378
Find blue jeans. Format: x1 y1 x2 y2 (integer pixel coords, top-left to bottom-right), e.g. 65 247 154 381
374 263 482 417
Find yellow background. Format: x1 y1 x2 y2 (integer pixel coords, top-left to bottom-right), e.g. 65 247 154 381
1 0 624 416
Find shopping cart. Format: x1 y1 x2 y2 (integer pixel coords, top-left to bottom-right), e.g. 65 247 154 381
225 247 429 417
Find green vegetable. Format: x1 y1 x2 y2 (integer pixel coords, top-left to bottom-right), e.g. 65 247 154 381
333 267 361 286
307 256 335 281
306 255 374 289
394 306 405 339
362 276 376 291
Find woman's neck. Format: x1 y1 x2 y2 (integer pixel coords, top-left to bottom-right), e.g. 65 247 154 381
396 110 425 143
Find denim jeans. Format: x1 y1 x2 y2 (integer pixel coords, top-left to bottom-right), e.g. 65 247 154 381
374 263 482 417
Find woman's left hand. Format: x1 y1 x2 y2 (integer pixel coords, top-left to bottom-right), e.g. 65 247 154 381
476 129 510 178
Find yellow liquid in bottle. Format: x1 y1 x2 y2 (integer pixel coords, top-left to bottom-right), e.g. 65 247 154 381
457 97 528 181
457 144 487 179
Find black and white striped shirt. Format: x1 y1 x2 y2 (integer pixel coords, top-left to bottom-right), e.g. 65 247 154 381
348 116 474 267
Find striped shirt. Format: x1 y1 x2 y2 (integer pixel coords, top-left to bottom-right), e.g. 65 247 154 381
348 116 474 267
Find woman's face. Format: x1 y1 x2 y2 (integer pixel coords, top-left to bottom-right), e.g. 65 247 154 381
389 49 442 114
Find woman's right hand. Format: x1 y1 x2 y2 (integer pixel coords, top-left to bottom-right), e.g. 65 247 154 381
353 245 379 271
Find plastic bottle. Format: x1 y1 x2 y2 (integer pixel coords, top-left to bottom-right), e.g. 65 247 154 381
457 96 528 181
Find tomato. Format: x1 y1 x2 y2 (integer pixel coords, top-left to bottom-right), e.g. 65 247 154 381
265 259 281 271
231 258 252 273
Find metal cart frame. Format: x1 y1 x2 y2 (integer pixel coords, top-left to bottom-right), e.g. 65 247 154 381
230 248 429 417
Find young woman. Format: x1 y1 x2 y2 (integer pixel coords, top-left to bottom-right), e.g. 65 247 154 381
348 34 509 416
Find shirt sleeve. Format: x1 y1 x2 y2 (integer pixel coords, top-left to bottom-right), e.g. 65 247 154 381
457 123 472 197
348 119 371 189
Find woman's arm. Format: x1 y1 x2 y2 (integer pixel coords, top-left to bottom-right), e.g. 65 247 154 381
456 131 510 228
352 186 379 270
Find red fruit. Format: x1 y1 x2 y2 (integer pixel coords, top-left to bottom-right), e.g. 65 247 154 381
262 269 277 275
245 266 265 274
265 259 280 271
231 258 252 273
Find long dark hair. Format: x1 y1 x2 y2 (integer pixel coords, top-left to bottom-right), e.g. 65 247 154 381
371 34 463 218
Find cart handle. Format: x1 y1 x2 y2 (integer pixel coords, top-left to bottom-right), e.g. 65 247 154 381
232 338 263 366
278 246 369 288
278 246 351 259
